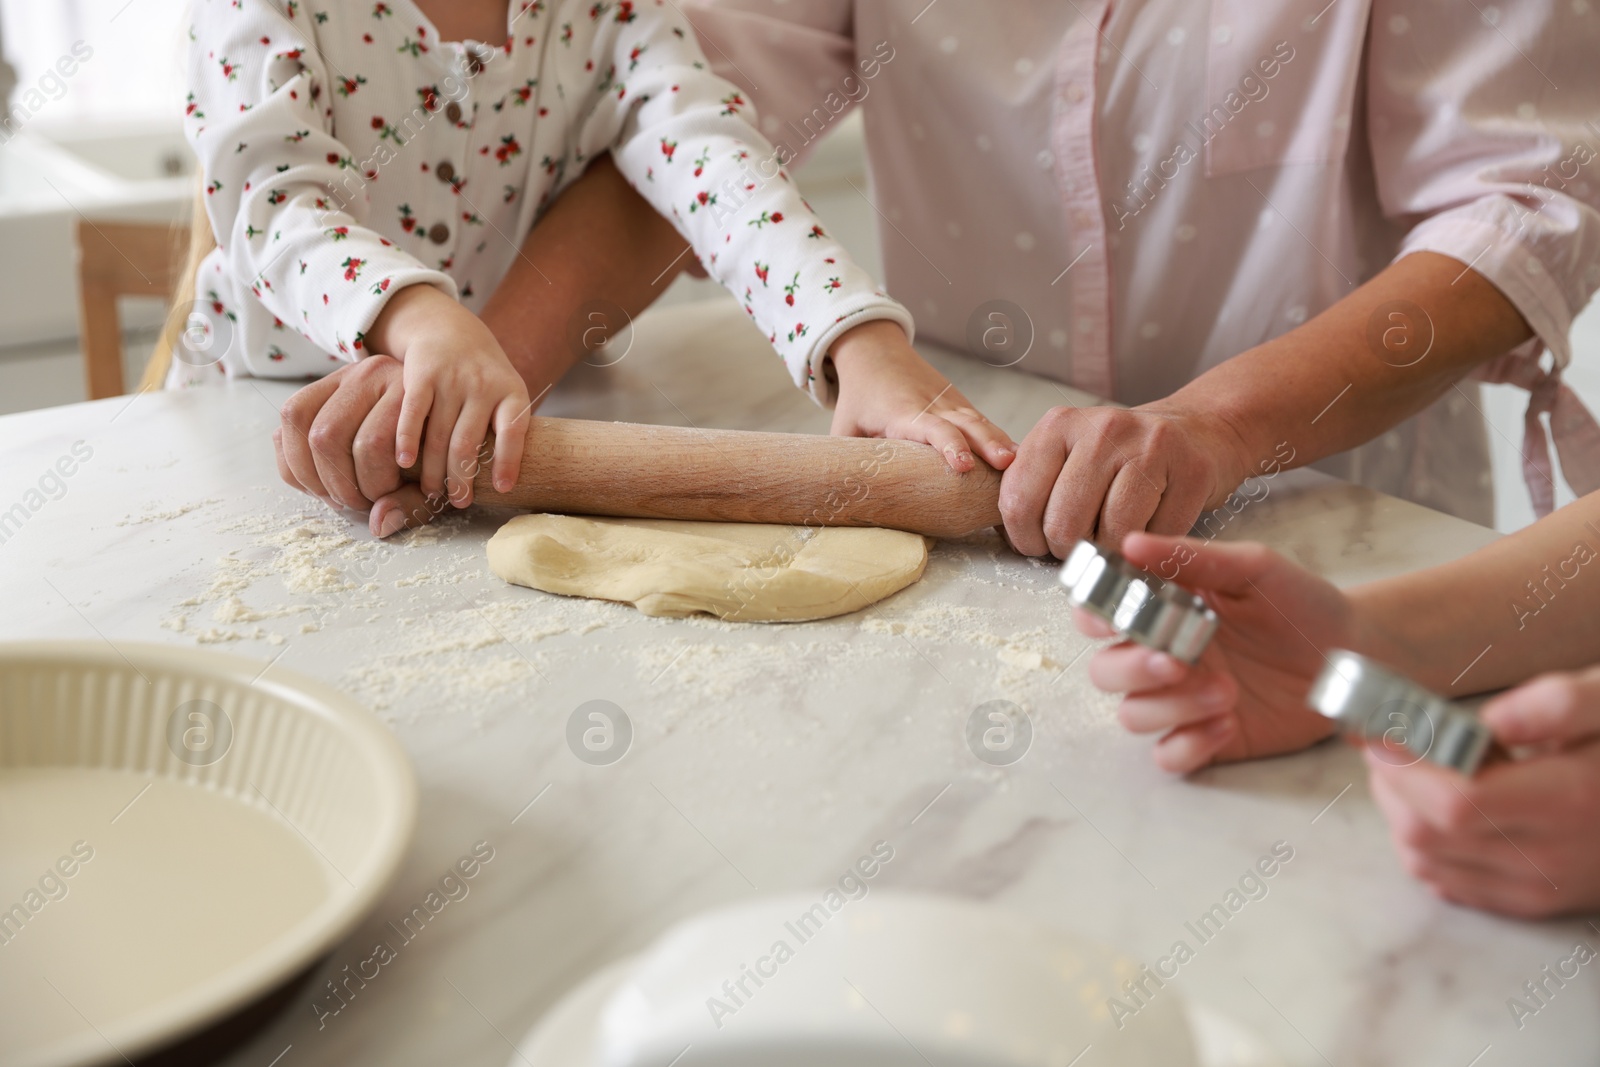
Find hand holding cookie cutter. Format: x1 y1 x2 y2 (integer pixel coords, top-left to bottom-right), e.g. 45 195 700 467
1058 540 1218 664
1306 649 1493 775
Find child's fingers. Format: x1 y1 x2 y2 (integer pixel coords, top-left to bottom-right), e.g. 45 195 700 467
446 402 492 508
1390 852 1561 920
1480 668 1600 747
1088 645 1189 694
1116 671 1236 734
1367 772 1510 872
1363 750 1516 836
940 408 1017 470
1070 606 1118 639
491 394 531 494
1151 715 1237 774
906 416 975 473
420 394 460 501
395 381 432 469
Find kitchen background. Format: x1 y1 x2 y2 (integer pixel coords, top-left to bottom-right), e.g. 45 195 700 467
1 0 1594 533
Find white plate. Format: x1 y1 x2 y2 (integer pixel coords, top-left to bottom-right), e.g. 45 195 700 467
0 641 417 1067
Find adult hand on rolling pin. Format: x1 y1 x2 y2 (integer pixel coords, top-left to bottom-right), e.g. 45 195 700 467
273 353 459 539
827 320 1017 473
999 401 1250 557
275 355 430 531
1367 668 1600 918
1076 534 1344 773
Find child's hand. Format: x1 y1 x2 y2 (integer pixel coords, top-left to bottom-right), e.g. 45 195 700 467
1367 668 1600 918
368 284 531 509
826 320 1016 473
1077 533 1347 773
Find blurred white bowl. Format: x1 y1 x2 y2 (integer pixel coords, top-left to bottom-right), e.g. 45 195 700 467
513 892 1206 1067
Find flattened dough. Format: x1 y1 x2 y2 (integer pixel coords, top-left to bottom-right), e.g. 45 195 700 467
487 514 927 622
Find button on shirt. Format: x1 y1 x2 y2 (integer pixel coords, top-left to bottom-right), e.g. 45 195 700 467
683 0 1600 520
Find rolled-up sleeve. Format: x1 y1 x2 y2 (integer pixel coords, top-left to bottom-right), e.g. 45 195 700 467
1366 0 1600 369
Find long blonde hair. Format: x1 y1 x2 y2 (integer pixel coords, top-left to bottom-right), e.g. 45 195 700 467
139 171 215 391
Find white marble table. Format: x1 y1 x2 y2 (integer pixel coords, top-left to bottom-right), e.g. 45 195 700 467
1 299 1592 1066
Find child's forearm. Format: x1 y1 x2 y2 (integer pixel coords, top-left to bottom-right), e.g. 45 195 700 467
477 155 688 402
365 283 453 361
589 5 911 403
1350 491 1600 694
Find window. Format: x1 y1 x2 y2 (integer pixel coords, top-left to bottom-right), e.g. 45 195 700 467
1 0 189 126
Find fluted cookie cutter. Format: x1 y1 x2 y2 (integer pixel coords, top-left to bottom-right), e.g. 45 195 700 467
1058 540 1218 664
1307 649 1493 775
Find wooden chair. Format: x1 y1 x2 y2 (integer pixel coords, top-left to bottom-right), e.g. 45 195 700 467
73 219 192 399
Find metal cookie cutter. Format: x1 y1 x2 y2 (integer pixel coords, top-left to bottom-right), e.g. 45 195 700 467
1307 649 1493 775
1058 540 1218 664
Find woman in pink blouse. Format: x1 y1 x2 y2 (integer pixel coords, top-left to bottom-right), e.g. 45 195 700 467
675 0 1600 547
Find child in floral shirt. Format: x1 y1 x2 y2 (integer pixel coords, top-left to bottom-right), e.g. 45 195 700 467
184 0 1014 512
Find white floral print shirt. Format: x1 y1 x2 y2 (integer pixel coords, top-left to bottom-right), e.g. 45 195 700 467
177 0 911 403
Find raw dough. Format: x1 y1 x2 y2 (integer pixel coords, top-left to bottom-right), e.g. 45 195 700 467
487 514 928 622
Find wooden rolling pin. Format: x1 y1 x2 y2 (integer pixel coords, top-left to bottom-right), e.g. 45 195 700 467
412 417 1002 539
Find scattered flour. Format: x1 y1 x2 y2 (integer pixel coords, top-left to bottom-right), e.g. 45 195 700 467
264 523 363 594
158 497 1104 730
859 602 1073 691
115 498 220 526
213 595 304 624
165 507 385 645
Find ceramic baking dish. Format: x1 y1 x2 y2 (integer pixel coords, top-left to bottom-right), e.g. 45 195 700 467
0 641 416 1067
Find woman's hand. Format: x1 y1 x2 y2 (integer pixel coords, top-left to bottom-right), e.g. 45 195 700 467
1367 667 1600 918
998 401 1253 558
1077 533 1350 773
273 354 445 537
828 320 1016 473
